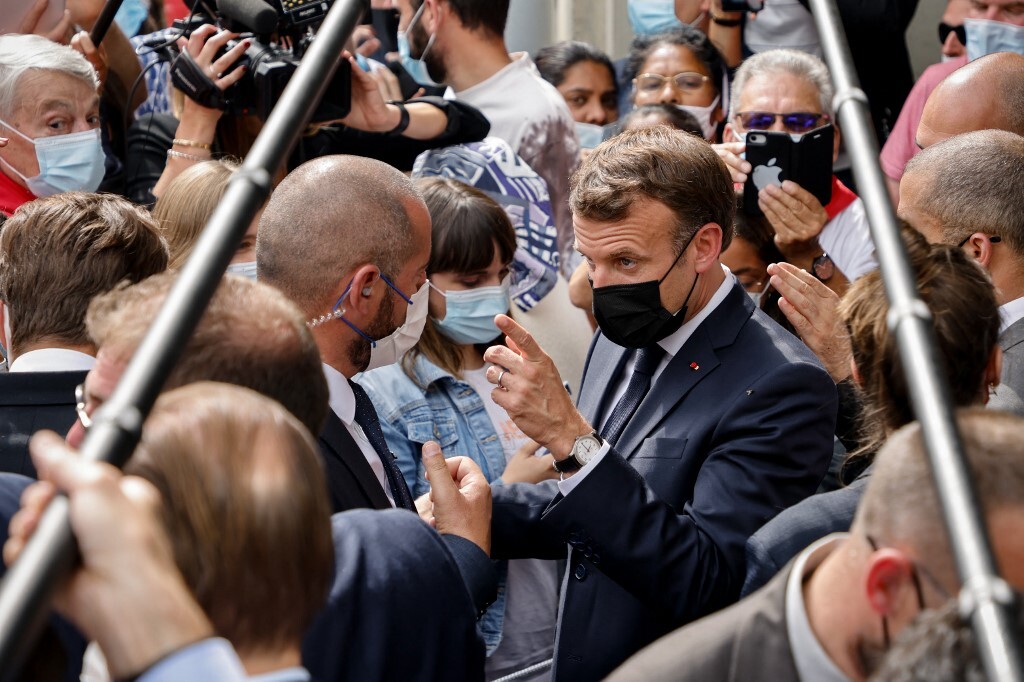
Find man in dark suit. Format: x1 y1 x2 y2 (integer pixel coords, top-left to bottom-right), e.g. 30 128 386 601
609 410 1024 681
474 127 837 679
258 155 432 512
899 130 1024 415
0 192 167 476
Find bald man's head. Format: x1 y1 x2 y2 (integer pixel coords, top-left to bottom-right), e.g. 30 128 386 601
917 52 1024 149
257 155 428 314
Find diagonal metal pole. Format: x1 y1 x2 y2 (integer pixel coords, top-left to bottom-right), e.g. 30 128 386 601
808 0 1023 678
0 0 368 677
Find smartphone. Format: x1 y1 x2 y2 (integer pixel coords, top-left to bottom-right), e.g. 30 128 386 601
0 0 66 36
743 124 834 217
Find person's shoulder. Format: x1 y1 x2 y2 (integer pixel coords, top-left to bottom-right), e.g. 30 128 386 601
353 362 430 416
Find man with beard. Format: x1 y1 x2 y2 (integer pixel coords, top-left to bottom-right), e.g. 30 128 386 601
396 0 581 277
610 410 1024 681
257 155 432 512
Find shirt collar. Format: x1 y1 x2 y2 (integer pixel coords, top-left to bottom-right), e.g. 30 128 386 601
657 264 736 358
323 363 355 425
786 533 851 682
8 348 95 373
248 666 311 682
999 296 1024 335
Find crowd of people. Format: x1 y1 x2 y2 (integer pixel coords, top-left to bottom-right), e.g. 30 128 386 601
0 0 1023 679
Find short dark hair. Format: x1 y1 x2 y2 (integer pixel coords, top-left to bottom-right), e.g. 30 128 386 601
413 0 509 36
732 196 783 266
535 40 617 92
620 104 704 138
127 383 334 659
570 126 735 254
0 192 168 353
626 27 726 99
86 272 329 436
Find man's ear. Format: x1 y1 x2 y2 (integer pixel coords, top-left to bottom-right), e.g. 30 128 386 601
963 233 995 268
337 265 381 319
863 548 916 618
694 223 723 273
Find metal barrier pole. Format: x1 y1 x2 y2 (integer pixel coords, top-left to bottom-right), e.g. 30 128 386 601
0 0 369 676
807 0 1023 678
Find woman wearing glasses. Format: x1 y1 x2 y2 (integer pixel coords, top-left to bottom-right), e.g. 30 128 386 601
625 26 728 141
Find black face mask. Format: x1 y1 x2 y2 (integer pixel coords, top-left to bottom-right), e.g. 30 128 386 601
591 232 701 349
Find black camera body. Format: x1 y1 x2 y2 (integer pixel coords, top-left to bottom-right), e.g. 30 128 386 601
167 0 351 122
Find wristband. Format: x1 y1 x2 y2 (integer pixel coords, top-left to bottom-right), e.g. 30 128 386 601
172 138 212 150
385 101 410 137
711 13 743 26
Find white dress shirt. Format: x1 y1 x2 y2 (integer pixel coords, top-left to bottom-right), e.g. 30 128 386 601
8 348 95 373
322 363 394 507
557 265 737 496
785 534 850 682
999 296 1024 335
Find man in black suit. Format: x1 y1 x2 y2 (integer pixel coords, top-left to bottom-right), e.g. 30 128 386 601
609 410 1024 681
0 193 167 476
473 127 837 679
258 155 432 512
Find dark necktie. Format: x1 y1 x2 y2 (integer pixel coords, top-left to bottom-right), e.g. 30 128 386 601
600 346 666 447
350 380 416 511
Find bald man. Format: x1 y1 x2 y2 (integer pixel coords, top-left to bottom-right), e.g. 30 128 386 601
257 154 431 513
899 130 1024 413
916 51 1024 149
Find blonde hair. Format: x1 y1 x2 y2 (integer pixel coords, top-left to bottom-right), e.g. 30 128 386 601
152 159 239 269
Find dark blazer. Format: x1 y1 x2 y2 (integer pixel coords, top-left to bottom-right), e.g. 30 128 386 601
491 282 837 680
317 411 392 513
990 318 1024 416
0 371 86 477
606 562 798 681
743 466 872 596
303 509 490 682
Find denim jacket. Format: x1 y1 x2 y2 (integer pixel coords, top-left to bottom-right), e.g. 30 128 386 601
356 353 509 653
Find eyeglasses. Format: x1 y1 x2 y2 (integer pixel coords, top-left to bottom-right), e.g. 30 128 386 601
634 72 710 94
939 22 967 46
957 234 1001 248
75 383 92 430
734 111 830 133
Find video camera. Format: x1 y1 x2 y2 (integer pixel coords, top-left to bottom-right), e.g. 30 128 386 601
161 0 351 122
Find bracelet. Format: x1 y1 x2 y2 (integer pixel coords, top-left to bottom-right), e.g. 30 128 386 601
171 138 212 150
711 13 743 26
167 149 207 162
385 101 410 137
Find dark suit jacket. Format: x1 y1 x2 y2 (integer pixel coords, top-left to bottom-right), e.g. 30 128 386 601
743 466 872 596
0 371 86 477
303 509 490 682
317 411 392 513
990 318 1024 415
607 562 798 681
491 282 837 680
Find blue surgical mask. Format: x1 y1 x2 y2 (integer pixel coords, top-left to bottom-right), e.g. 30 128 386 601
114 0 150 37
575 121 606 150
0 119 105 198
628 0 684 35
397 30 436 85
431 280 510 345
965 18 1024 61
226 260 257 281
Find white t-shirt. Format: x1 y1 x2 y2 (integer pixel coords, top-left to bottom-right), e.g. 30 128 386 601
462 365 532 459
819 198 877 281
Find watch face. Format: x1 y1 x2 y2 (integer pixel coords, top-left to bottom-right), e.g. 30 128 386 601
575 435 602 463
813 254 835 282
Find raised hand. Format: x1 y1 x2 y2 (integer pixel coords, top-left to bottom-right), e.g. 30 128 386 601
421 442 492 555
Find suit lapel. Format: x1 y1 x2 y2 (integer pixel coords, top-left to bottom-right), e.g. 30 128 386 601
617 283 752 459
318 410 391 509
1000 317 1024 352
576 333 630 426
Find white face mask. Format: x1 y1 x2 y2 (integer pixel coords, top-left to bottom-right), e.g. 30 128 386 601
676 95 721 141
225 260 257 281
965 18 1024 61
365 279 430 371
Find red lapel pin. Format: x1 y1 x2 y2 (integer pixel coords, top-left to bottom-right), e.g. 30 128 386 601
689 362 699 371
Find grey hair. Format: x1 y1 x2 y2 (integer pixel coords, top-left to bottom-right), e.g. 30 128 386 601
0 34 100 120
729 49 834 119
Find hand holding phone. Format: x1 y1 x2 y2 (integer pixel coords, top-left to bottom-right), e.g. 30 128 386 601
742 125 834 217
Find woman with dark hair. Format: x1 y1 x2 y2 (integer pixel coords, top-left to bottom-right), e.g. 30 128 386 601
357 177 559 682
535 40 619 127
626 26 728 141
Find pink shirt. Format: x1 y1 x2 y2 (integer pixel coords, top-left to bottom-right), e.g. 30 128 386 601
879 57 966 181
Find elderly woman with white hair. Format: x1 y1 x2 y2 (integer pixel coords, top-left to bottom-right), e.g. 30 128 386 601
0 33 103 216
